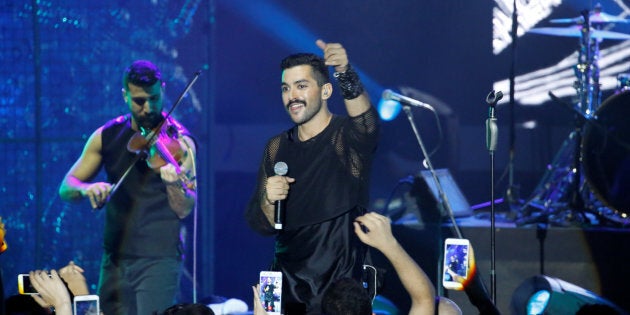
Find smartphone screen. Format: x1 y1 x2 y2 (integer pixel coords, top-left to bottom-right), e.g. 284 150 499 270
18 274 38 295
73 295 100 315
259 271 282 315
442 238 470 290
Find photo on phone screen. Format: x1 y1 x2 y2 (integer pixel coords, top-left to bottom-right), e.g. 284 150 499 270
18 274 38 295
442 238 470 290
259 271 282 315
73 295 100 315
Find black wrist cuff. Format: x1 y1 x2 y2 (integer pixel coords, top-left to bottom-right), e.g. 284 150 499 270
333 64 364 100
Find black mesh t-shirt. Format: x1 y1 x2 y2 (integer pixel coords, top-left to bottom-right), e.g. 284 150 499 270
245 106 380 313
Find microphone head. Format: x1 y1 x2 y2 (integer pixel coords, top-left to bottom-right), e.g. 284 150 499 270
382 89 394 100
274 161 288 176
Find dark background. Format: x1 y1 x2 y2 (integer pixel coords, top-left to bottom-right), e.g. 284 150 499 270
2 0 629 313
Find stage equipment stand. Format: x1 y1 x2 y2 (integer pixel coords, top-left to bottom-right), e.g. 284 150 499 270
505 0 520 214
516 9 603 227
400 104 463 298
485 90 502 304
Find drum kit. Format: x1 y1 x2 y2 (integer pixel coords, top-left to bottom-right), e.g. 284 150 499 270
516 5 630 227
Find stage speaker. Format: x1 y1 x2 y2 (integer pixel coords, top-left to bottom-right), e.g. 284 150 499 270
411 169 472 224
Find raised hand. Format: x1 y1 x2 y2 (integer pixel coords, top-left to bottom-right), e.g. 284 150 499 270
29 270 72 315
353 212 396 251
59 261 89 296
316 39 349 73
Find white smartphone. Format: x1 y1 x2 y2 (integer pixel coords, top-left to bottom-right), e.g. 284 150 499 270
259 271 282 315
442 238 471 290
73 295 100 315
18 274 38 295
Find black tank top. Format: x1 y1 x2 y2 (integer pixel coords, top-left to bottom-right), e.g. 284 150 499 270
100 114 189 258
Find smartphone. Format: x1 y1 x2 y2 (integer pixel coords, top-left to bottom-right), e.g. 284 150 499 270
259 271 282 315
73 295 100 315
18 274 38 295
442 238 470 290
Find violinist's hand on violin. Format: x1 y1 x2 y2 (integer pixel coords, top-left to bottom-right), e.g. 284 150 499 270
83 182 112 209
160 163 180 185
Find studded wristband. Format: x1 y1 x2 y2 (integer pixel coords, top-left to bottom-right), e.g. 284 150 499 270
333 64 364 100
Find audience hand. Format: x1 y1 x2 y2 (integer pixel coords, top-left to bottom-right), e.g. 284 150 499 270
29 270 72 315
353 212 397 251
59 260 89 295
252 284 269 315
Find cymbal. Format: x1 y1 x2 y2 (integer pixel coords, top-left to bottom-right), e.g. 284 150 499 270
529 27 630 40
550 11 629 24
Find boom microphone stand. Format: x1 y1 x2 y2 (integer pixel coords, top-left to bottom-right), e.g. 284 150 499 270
400 103 464 297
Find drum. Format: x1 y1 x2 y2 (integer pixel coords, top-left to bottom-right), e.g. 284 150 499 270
582 91 630 218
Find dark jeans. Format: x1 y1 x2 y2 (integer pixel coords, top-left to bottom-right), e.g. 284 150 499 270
97 253 181 315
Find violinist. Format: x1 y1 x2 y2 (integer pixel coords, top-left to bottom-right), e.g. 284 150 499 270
59 60 197 315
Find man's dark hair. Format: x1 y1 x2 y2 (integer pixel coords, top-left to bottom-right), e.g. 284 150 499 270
123 60 163 89
321 278 372 315
280 53 330 86
160 303 215 315
5 294 50 315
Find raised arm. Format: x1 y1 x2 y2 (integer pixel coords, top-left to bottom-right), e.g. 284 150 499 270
316 39 371 117
354 212 435 315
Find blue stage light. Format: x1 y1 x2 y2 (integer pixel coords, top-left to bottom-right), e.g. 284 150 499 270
526 290 550 315
377 98 401 121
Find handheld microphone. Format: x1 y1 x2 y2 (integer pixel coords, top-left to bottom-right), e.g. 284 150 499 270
382 89 433 110
273 161 288 230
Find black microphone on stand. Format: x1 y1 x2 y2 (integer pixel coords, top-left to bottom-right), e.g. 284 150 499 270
273 161 288 230
486 90 502 152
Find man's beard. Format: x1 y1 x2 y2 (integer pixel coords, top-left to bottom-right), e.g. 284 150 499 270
134 112 163 130
290 100 322 125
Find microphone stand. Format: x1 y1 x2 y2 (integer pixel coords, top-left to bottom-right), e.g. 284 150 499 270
506 0 519 213
485 90 502 304
401 105 464 297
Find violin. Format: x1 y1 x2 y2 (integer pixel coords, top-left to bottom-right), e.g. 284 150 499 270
127 119 195 189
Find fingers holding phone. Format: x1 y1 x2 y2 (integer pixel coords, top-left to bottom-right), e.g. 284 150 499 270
258 271 282 315
28 270 72 311
442 238 471 291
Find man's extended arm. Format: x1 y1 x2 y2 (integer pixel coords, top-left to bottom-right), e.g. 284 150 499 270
316 39 371 117
354 212 435 315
